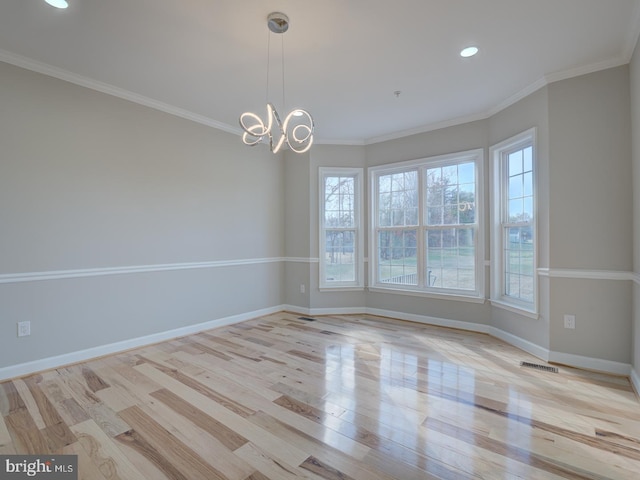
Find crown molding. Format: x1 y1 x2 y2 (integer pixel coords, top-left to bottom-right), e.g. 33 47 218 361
364 111 490 145
366 54 633 146
0 49 242 137
544 56 629 85
623 1 640 62
1 39 635 148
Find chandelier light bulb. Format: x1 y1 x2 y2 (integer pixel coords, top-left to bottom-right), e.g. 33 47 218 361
240 104 314 153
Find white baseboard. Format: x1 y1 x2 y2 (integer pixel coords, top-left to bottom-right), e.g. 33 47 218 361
281 304 312 316
548 351 631 376
0 306 282 382
293 306 632 376
283 305 367 317
309 306 368 316
487 326 551 362
0 304 633 381
631 368 640 396
366 307 493 335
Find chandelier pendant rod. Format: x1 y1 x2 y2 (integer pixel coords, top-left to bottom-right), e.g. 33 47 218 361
265 28 271 106
281 32 286 114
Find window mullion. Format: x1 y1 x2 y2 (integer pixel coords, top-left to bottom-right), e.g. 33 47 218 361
417 166 425 288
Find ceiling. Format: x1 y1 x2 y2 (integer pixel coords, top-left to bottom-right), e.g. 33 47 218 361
1 1 639 145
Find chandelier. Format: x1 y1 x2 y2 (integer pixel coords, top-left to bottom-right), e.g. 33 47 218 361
239 12 314 154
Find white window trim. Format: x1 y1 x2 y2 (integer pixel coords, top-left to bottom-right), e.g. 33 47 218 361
367 286 486 304
319 167 365 290
368 149 484 300
490 128 538 316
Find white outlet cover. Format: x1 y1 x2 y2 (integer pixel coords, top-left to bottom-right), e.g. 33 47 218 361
563 315 575 329
17 321 31 337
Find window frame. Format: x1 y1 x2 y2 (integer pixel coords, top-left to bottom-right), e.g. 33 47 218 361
368 149 484 301
319 167 365 290
490 128 538 317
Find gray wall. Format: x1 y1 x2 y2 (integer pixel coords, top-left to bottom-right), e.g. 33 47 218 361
283 149 311 308
547 66 631 271
631 39 640 381
0 61 285 370
546 66 632 363
1 52 636 377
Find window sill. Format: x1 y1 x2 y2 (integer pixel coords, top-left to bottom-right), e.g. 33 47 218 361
368 286 486 304
490 298 539 319
319 286 365 292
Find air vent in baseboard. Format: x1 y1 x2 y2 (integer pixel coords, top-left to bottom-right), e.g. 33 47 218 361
520 361 558 373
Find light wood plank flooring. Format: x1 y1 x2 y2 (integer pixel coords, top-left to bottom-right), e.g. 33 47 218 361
1 312 639 479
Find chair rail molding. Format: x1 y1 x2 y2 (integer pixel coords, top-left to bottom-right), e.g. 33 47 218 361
537 267 633 281
0 257 296 284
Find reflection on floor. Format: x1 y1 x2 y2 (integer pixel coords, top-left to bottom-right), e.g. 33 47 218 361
1 312 639 479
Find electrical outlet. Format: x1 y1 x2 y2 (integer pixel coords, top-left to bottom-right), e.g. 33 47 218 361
17 321 31 337
299 284 306 293
563 314 575 329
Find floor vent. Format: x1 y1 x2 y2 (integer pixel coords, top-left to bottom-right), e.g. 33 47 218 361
520 361 559 373
298 316 317 322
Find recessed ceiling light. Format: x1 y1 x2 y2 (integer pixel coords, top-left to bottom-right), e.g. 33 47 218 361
460 46 479 58
44 0 68 9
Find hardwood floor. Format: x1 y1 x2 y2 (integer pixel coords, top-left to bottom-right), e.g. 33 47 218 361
1 312 639 479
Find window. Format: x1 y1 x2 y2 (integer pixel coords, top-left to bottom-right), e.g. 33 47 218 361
377 170 418 286
319 168 364 289
370 150 484 299
426 161 477 291
491 128 536 314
